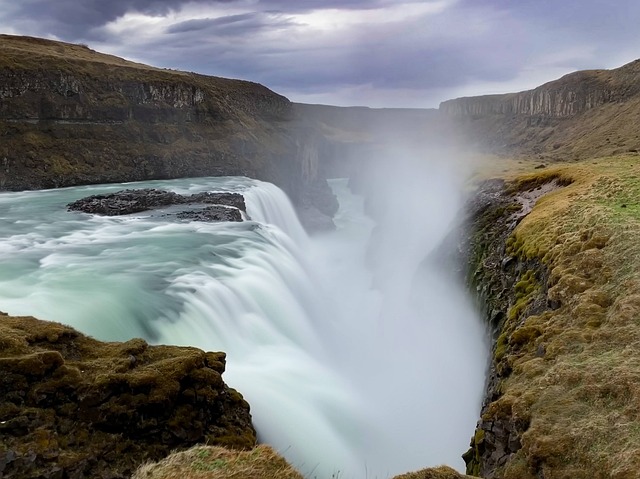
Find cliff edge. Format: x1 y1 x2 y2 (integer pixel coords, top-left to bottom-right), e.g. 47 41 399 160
462 157 640 478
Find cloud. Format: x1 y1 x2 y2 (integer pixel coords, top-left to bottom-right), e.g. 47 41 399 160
2 0 640 107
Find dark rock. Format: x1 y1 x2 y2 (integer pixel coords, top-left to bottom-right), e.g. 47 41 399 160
188 192 246 211
67 189 246 221
177 206 242 222
0 315 255 479
67 188 184 215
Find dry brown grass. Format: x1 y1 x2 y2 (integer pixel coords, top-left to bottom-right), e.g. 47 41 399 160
132 445 304 479
392 465 471 479
481 154 640 478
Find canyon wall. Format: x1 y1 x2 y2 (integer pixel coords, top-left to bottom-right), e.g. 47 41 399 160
441 60 640 118
440 59 640 159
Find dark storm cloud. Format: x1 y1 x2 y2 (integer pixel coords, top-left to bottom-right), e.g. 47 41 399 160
6 0 389 39
7 0 235 39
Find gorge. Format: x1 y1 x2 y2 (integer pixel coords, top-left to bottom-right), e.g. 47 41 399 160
4 32 640 479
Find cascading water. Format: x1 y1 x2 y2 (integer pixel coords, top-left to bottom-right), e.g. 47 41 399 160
0 169 488 478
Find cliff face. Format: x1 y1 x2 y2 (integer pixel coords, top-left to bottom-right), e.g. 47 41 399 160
441 60 640 118
440 59 640 159
0 35 325 214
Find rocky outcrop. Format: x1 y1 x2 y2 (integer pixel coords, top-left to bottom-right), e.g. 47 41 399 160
0 313 255 479
67 188 246 218
175 206 243 223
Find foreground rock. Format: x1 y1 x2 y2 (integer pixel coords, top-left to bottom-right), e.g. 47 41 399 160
0 313 255 478
67 188 246 222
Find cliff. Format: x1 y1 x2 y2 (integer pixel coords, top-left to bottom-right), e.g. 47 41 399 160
0 35 332 218
440 59 640 159
461 157 640 478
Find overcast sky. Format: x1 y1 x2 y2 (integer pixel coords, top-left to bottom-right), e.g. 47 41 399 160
2 0 640 108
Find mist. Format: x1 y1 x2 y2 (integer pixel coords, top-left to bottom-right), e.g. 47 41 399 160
299 141 489 475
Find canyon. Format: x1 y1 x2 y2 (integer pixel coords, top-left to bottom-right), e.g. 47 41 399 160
3 33 640 479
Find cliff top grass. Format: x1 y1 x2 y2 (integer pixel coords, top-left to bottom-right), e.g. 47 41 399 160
0 34 280 97
482 153 640 478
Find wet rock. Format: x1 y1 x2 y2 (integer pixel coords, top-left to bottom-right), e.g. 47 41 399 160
188 192 246 211
67 189 246 222
0 314 255 478
177 205 242 222
67 188 183 215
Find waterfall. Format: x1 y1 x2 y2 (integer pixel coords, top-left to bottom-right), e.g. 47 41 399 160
0 174 488 478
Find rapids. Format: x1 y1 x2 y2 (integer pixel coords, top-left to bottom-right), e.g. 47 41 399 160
0 174 487 478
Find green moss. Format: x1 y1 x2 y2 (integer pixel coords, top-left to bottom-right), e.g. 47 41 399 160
508 270 539 323
463 427 487 476
495 332 509 361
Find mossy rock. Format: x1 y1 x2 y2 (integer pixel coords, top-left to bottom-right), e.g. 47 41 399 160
0 314 255 478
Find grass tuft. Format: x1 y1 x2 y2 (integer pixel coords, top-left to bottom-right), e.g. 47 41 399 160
132 444 304 479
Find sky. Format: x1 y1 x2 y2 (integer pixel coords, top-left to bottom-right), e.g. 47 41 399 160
1 0 640 108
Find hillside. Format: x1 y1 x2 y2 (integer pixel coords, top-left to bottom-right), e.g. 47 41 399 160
0 34 337 220
440 59 640 160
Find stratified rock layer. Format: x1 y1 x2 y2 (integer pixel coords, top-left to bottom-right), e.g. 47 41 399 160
0 313 255 479
439 59 640 160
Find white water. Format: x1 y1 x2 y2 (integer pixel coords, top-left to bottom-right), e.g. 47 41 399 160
0 172 487 478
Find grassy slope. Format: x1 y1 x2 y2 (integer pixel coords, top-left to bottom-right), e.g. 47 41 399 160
0 34 271 93
478 154 640 478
